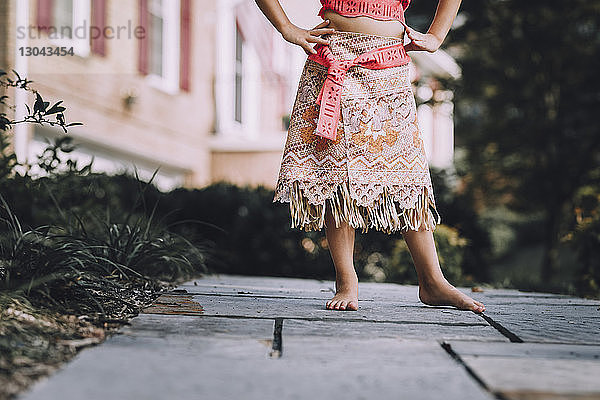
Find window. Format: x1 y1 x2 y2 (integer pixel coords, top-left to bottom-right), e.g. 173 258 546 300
214 1 262 138
149 0 164 77
51 0 91 56
146 0 181 94
53 0 73 37
234 25 243 123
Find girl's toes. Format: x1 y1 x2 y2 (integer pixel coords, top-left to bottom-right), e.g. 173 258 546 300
347 301 358 311
339 301 347 310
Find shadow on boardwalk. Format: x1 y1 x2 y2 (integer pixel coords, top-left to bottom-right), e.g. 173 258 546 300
20 275 600 400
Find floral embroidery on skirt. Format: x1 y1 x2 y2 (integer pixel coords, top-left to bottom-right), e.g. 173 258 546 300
273 31 441 234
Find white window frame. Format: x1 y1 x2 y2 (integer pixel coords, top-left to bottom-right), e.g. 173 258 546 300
240 36 261 139
234 24 243 123
145 0 181 95
50 0 91 57
30 126 189 192
214 0 261 139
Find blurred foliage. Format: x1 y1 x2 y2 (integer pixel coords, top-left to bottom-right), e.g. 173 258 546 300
153 183 335 279
450 0 600 286
564 181 600 298
369 224 468 285
1 167 473 286
392 1 600 297
146 179 477 287
428 165 493 281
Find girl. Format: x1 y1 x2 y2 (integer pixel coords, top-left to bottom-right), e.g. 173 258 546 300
256 0 485 313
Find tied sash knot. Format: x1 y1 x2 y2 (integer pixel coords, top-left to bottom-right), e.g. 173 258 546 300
307 42 411 141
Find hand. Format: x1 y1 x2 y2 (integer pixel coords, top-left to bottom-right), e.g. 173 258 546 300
281 20 335 55
403 25 442 53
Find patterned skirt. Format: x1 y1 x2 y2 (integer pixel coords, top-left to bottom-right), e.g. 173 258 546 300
273 31 441 234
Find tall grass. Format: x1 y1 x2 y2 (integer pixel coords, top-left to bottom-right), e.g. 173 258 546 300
0 185 207 319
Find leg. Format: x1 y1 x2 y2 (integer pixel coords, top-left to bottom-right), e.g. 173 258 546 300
403 228 486 313
324 204 359 311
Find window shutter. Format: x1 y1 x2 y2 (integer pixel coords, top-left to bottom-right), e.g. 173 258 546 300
91 0 107 56
37 0 53 31
179 0 192 91
138 0 149 75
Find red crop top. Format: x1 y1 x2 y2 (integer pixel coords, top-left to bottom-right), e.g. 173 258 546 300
318 0 410 23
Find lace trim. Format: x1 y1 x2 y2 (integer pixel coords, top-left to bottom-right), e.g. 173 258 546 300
318 0 409 22
274 180 440 234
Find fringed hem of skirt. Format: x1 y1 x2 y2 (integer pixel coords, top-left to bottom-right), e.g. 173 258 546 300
286 180 441 234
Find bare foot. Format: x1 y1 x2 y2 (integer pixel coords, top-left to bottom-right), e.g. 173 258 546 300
326 274 359 311
418 278 486 313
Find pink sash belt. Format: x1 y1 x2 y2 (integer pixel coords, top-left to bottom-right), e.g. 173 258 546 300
308 42 411 141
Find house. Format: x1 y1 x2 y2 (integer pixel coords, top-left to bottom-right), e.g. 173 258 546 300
1 0 458 191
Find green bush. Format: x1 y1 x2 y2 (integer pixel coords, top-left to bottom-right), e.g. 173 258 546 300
0 134 207 318
156 183 335 279
151 182 475 286
376 224 468 285
565 185 600 298
428 166 493 282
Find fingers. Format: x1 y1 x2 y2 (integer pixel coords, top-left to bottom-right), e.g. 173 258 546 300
305 37 322 54
309 28 335 36
312 19 331 30
403 35 431 52
404 41 417 52
298 36 318 54
302 44 317 55
294 35 316 55
406 29 421 40
302 43 317 55
404 25 425 41
306 35 330 46
300 20 333 54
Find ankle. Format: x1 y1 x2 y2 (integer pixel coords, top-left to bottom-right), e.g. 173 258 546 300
418 274 448 289
335 271 358 287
